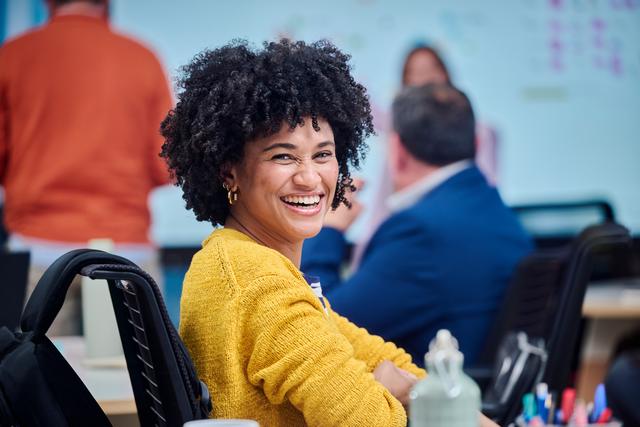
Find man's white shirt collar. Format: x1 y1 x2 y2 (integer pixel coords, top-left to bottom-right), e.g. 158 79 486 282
386 160 472 213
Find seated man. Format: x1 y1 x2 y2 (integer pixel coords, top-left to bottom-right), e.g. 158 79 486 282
302 83 533 366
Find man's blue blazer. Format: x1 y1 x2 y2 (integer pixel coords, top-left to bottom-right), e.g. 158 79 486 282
302 166 533 366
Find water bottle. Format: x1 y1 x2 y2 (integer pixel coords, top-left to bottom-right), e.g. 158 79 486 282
409 329 480 427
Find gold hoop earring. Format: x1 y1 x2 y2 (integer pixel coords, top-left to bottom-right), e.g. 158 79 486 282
228 189 238 205
223 183 238 205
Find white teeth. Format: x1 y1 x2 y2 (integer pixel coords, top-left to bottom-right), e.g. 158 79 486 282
282 195 321 205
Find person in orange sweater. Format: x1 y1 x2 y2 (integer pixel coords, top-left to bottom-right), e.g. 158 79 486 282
0 0 172 335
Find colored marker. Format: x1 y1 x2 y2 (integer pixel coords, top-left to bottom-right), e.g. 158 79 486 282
561 388 576 423
529 415 544 426
572 399 588 427
596 407 612 423
536 383 548 422
546 392 556 425
592 383 607 422
523 393 536 422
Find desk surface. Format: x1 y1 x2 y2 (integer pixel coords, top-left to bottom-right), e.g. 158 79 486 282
55 336 136 416
583 278 640 318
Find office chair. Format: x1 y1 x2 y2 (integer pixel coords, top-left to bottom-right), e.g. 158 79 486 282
511 199 615 249
473 223 631 423
473 249 566 377
543 222 631 391
0 251 30 331
21 249 211 426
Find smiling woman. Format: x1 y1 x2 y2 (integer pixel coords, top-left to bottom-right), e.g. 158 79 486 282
160 39 426 426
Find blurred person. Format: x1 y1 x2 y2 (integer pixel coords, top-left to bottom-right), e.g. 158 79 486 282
403 44 498 185
0 0 172 335
351 44 499 270
402 45 451 86
302 83 533 367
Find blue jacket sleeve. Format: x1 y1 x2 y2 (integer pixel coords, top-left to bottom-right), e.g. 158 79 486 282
301 227 349 293
302 214 442 345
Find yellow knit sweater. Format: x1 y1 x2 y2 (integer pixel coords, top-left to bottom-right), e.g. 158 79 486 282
179 228 426 426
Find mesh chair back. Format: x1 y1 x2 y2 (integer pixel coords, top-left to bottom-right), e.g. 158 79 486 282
80 262 211 426
19 249 211 426
543 222 631 391
477 249 566 366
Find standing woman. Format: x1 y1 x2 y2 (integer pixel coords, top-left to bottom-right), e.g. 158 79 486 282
160 40 424 426
402 44 498 184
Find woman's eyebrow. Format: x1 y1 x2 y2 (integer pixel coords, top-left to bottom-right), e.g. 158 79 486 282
262 142 297 152
262 141 335 152
317 141 335 148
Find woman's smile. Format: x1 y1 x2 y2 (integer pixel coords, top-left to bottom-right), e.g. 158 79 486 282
280 193 325 215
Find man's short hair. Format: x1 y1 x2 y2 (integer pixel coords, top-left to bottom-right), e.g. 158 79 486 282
391 83 476 166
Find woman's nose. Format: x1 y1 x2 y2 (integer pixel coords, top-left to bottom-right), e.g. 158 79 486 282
292 161 322 188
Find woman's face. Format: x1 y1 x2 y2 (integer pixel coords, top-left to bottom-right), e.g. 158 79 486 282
228 117 339 246
404 50 448 86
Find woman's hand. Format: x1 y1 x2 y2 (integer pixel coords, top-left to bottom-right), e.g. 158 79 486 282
373 360 418 406
480 413 500 427
323 179 364 232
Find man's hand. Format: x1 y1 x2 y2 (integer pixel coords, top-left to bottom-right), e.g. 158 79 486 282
373 360 418 407
323 179 364 232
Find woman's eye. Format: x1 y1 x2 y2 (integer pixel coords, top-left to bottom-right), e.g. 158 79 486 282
272 153 295 161
314 151 334 160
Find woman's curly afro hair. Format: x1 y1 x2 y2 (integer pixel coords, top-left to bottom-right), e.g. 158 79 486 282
160 39 374 226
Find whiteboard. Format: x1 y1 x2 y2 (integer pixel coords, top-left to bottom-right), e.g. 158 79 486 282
5 0 640 244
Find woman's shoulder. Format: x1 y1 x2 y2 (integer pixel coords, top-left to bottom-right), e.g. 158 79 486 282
197 227 301 284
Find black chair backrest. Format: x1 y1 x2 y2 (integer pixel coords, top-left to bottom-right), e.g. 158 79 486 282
543 222 631 391
21 249 211 426
477 248 567 367
80 260 211 427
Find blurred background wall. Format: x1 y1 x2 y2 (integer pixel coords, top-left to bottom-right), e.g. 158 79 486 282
3 0 640 247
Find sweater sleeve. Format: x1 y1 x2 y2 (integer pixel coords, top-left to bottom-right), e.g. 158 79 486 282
241 274 408 427
330 309 426 378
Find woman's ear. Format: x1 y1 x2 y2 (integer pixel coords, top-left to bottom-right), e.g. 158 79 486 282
222 165 239 191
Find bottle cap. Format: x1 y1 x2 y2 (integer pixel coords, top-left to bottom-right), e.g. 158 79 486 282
425 329 464 366
424 329 465 398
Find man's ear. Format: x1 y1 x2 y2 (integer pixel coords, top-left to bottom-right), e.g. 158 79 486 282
389 132 410 173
